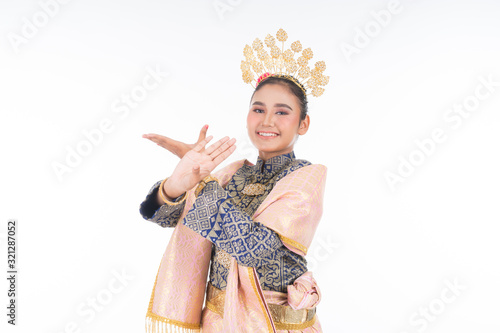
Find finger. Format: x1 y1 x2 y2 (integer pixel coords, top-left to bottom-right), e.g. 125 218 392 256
192 164 201 175
212 144 237 166
143 134 165 146
143 133 165 141
196 124 208 143
143 133 176 146
205 136 229 156
143 133 160 141
209 137 236 160
143 133 183 155
192 135 213 152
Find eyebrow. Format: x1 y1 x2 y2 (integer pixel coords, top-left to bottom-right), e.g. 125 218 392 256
252 101 293 111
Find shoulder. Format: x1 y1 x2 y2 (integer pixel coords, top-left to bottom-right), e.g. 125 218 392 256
287 162 327 181
277 162 327 195
278 157 326 181
298 163 328 182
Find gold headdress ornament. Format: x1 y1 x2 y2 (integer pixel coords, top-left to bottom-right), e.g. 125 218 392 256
241 28 329 97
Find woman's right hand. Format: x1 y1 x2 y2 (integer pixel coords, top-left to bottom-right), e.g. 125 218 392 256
164 135 237 198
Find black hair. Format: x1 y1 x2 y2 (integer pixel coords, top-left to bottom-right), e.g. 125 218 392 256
250 76 308 121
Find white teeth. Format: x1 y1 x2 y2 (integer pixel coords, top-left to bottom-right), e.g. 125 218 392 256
258 132 278 137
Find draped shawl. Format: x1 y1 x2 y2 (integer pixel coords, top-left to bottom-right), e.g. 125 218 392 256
145 158 327 332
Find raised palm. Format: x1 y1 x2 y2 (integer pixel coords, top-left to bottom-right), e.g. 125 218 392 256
167 136 236 195
143 124 237 198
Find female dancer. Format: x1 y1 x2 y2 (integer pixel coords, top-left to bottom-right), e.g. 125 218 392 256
140 29 329 332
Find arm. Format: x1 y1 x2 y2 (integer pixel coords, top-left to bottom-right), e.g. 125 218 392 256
139 180 187 228
139 134 237 228
183 164 327 261
182 180 289 267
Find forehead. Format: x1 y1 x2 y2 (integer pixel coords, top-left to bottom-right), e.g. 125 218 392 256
251 83 300 108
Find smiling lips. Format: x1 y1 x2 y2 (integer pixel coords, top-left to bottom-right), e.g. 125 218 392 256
257 131 279 137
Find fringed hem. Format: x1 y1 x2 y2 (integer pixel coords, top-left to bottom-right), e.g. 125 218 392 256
145 313 201 333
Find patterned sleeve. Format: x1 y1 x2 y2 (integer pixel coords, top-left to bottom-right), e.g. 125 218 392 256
139 180 186 228
181 180 288 267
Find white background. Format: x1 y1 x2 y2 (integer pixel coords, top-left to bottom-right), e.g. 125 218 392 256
1 0 500 332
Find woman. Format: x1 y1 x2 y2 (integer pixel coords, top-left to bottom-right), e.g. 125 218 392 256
140 29 328 332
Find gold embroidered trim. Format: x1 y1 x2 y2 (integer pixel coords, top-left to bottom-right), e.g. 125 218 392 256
248 267 274 333
267 303 315 324
278 234 308 255
146 317 200 332
206 300 223 316
206 282 317 330
146 311 200 330
146 265 200 331
274 314 317 331
195 175 219 197
147 265 161 312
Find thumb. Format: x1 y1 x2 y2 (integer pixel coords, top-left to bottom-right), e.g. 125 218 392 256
192 164 201 177
197 124 208 143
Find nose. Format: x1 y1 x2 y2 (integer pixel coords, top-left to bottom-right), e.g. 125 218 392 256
262 111 274 127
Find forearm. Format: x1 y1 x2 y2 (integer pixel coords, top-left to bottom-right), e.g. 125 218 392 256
182 180 285 266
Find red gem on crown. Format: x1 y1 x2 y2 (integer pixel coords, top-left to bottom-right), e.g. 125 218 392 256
256 72 272 85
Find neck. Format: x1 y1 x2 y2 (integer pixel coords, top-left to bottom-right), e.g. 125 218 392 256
258 149 294 163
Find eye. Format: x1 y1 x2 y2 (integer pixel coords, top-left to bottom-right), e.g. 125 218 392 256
276 111 289 115
253 108 264 113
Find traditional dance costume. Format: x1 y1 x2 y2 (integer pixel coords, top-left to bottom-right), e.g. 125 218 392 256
140 29 330 332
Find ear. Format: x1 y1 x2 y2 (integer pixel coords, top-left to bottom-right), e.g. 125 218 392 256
298 114 310 135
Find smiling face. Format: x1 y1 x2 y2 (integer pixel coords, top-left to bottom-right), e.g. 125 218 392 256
247 83 310 161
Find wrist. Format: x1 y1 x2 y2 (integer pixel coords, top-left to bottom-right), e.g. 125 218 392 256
162 178 185 202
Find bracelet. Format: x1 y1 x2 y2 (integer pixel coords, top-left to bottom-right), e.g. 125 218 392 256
194 175 219 197
159 177 187 205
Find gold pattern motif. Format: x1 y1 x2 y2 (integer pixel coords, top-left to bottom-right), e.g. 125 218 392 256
241 183 266 196
215 249 231 269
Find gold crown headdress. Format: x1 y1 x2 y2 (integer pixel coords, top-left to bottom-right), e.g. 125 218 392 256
241 28 329 97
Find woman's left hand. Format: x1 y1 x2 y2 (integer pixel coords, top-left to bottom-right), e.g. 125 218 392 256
142 124 209 158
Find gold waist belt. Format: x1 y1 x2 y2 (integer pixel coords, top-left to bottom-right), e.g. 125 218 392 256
206 283 317 331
